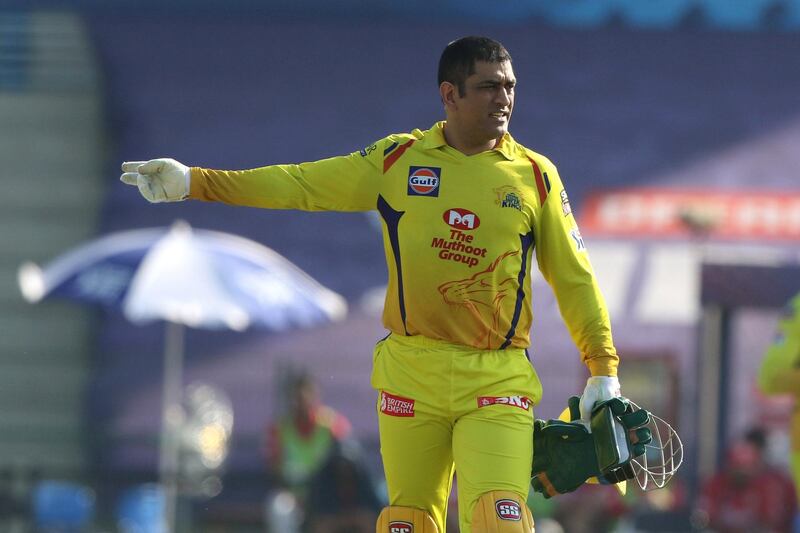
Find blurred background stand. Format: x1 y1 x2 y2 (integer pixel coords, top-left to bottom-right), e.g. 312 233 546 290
18 221 348 531
697 263 800 484
31 480 95 533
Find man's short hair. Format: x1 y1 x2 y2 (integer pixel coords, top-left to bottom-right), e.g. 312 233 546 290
438 36 512 97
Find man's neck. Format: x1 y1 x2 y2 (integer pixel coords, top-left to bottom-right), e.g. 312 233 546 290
442 122 498 156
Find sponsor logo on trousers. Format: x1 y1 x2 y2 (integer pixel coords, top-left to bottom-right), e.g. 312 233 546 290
380 391 415 417
477 395 532 410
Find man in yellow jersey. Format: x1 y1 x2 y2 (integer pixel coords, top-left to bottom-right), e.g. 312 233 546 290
758 292 800 531
120 36 623 533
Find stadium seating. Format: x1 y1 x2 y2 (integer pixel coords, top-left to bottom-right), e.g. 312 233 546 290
32 481 95 532
783 0 800 28
116 484 166 533
0 12 30 90
698 0 776 29
613 0 695 28
540 0 615 27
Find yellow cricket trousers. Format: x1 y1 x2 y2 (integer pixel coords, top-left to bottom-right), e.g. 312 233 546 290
371 334 543 533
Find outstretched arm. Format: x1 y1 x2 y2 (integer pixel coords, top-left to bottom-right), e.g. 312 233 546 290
120 140 389 212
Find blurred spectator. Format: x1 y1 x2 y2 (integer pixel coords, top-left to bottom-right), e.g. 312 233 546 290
758 292 800 520
697 428 796 533
627 476 693 531
263 370 351 532
305 441 382 533
551 483 627 533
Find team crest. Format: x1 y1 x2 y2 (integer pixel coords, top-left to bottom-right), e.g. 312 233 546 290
407 166 441 197
494 185 522 211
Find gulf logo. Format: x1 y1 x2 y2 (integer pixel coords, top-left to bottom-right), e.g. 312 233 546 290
407 166 441 197
495 499 522 521
443 208 480 230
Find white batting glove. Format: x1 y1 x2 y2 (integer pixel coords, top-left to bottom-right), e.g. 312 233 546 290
120 158 190 203
579 376 621 425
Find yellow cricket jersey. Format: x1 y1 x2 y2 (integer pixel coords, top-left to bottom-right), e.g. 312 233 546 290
759 294 800 462
759 294 800 394
190 122 618 376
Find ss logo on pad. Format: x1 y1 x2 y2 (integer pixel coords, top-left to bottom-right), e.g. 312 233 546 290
495 499 522 521
389 521 412 533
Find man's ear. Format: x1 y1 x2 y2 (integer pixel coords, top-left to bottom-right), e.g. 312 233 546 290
440 81 458 110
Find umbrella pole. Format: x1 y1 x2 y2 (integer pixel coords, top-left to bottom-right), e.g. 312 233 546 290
160 320 184 533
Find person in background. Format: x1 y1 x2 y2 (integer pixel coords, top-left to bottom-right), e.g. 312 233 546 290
263 371 351 532
698 427 796 533
551 483 626 533
305 441 383 533
758 292 800 532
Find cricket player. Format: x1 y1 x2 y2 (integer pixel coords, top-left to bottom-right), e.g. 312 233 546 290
121 36 623 533
758 293 800 510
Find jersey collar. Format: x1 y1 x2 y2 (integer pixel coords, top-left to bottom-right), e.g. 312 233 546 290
425 121 517 161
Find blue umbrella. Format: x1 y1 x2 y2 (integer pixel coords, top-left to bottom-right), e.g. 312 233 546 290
18 221 347 532
18 221 347 330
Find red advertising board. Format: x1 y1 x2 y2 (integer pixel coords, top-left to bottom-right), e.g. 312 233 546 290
579 189 800 240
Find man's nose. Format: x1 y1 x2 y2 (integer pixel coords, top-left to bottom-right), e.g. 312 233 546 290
496 88 512 106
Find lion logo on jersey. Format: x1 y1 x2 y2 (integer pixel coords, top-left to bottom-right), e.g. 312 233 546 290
437 251 519 348
494 185 522 211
